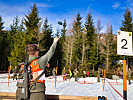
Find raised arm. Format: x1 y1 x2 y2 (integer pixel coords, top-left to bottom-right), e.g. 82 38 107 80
38 38 59 70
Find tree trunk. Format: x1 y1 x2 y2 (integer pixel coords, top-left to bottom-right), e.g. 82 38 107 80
106 44 109 71
82 33 85 66
93 65 95 74
66 41 69 66
70 38 73 66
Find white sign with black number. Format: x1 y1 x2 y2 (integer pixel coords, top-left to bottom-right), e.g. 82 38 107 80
117 30 133 56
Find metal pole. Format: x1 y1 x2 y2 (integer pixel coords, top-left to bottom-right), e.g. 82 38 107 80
123 55 127 100
24 47 28 99
57 60 58 67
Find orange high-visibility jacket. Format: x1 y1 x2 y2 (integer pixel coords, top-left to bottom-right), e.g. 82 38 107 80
21 59 45 84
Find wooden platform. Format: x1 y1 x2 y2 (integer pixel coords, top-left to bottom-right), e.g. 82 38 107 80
0 92 107 100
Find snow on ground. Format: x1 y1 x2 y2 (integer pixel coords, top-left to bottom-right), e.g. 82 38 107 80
0 74 133 100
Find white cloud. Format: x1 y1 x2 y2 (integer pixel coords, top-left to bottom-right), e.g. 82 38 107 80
112 2 120 9
0 3 27 29
2 15 25 30
0 2 53 30
40 11 75 35
36 3 52 8
129 3 133 6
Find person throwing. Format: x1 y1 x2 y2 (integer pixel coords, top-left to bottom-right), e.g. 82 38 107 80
27 37 59 100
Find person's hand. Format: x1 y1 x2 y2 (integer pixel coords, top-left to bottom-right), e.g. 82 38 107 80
46 63 50 68
54 37 59 43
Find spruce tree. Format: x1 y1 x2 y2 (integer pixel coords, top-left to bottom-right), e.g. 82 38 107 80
0 16 9 71
72 12 83 70
85 11 95 47
120 7 132 32
40 18 53 55
89 35 99 73
60 20 67 73
24 4 41 44
85 11 97 71
120 7 133 66
8 16 19 51
0 16 4 32
109 25 119 68
8 17 26 69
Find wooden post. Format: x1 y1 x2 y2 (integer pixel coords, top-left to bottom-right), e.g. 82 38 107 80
104 70 106 83
123 56 127 100
103 83 105 92
8 74 10 87
102 69 103 83
103 69 106 92
56 67 58 75
55 77 56 88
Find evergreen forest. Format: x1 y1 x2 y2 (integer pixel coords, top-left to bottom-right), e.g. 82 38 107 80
0 4 133 77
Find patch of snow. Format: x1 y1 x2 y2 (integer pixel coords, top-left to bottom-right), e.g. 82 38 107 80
0 74 133 100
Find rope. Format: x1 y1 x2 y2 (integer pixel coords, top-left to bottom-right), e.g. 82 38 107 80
105 78 124 99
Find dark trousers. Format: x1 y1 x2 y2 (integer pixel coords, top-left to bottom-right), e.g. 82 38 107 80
16 87 22 100
16 86 30 100
128 79 131 85
30 83 45 100
97 76 100 82
75 76 77 81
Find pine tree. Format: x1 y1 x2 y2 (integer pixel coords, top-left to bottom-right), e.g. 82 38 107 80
24 4 41 44
120 6 133 67
109 25 119 68
72 12 83 70
0 16 9 71
8 16 26 69
8 16 19 51
120 6 132 32
89 35 99 73
60 20 67 73
0 16 4 32
40 18 53 55
50 28 62 75
73 12 82 36
8 16 19 68
85 11 95 47
85 11 97 71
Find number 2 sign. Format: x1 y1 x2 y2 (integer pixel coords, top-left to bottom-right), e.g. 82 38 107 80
117 30 133 56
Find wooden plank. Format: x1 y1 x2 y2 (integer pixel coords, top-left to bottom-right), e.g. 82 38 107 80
50 95 98 100
0 92 107 100
0 96 16 100
0 92 16 97
60 95 97 100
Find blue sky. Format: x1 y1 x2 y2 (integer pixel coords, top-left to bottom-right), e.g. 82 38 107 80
0 0 133 34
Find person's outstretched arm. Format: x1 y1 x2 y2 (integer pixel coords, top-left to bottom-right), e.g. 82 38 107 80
38 38 59 70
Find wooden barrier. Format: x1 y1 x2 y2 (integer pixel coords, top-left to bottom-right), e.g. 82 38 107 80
0 92 107 100
46 95 98 100
0 92 16 97
0 92 16 100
